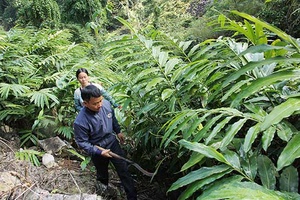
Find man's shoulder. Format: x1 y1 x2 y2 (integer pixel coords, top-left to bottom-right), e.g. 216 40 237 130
74 108 88 123
102 99 112 108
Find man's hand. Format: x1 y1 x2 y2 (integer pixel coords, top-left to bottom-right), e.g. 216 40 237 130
117 133 125 144
101 149 112 158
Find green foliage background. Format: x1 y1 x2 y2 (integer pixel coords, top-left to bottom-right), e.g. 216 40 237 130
0 0 300 199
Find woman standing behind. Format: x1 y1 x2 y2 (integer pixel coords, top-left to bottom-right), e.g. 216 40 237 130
74 68 119 112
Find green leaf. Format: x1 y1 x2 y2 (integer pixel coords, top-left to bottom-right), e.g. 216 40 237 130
231 11 300 52
244 20 255 43
261 98 300 131
220 118 247 150
223 58 300 88
168 96 176 112
179 41 193 52
223 150 241 170
279 166 299 193
161 88 174 101
165 58 180 75
178 169 233 200
231 71 300 107
24 151 30 162
15 149 43 166
168 164 230 192
255 23 268 45
185 117 204 139
115 16 135 33
152 46 161 59
276 122 294 142
198 175 242 199
161 110 197 148
181 152 204 171
187 43 200 57
27 88 59 108
239 44 291 56
277 133 300 171
0 83 30 98
32 119 40 130
163 113 198 148
241 153 257 180
199 179 291 200
243 123 260 153
143 39 153 49
158 51 168 66
32 154 41 167
262 126 276 151
80 156 91 171
218 14 227 28
244 103 267 118
221 80 249 102
67 149 86 161
258 155 276 190
171 65 186 82
194 114 223 142
56 126 73 140
205 116 233 145
145 77 165 91
135 68 159 82
179 140 228 164
136 103 157 116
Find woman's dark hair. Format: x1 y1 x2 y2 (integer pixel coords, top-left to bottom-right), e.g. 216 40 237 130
81 84 103 101
76 68 89 79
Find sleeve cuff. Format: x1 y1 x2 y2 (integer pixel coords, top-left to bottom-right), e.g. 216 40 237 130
95 148 102 155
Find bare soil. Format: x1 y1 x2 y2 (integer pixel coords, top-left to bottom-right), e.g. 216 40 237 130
0 136 168 200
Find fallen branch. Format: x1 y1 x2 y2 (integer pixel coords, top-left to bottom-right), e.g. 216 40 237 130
15 182 37 200
67 169 82 194
0 137 15 153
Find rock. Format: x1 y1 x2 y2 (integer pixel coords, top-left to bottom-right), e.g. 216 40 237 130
38 136 85 160
38 136 68 155
42 153 58 168
0 171 32 199
0 171 22 193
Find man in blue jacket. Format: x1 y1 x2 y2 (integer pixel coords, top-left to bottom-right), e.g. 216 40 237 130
73 84 137 200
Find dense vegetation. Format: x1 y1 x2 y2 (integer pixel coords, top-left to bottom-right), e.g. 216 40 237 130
0 0 300 199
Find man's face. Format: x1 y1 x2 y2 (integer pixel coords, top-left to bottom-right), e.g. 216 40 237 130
83 96 104 112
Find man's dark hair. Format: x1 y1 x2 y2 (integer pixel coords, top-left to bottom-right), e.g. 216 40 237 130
81 85 103 101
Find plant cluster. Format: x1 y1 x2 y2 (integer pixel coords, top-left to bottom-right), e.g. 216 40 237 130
259 0 300 38
0 0 300 199
0 28 88 145
97 12 300 199
1 0 299 40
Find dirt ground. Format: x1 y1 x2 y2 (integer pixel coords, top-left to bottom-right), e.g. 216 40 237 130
0 136 168 200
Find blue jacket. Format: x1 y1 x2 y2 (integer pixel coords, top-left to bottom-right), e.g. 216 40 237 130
73 99 121 156
74 83 119 112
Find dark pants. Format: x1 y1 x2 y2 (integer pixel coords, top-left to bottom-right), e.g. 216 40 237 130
91 140 137 200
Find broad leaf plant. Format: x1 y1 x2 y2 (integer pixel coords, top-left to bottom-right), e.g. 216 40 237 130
1 10 299 199
100 11 300 199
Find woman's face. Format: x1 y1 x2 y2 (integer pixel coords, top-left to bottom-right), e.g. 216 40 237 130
77 72 89 87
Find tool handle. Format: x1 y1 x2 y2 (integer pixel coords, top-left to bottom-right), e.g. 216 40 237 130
96 145 154 177
96 145 132 163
